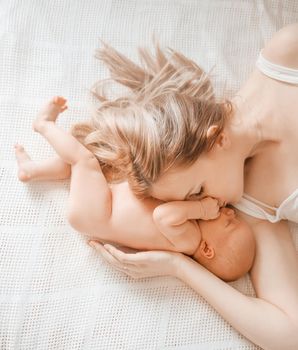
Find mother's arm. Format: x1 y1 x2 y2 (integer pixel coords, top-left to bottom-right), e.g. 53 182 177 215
175 219 298 350
89 219 298 350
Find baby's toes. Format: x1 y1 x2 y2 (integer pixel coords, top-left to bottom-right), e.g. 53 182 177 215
14 144 30 161
53 96 68 112
17 169 32 182
60 104 68 112
53 96 67 106
14 143 25 155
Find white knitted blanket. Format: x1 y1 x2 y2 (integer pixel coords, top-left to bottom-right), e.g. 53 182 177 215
1 1 298 349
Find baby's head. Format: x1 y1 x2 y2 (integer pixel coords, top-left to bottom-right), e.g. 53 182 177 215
192 207 256 282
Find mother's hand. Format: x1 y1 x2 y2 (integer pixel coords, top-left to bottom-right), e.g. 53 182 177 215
88 241 184 279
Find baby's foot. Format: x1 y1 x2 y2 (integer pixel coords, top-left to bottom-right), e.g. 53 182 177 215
14 144 36 182
33 96 68 133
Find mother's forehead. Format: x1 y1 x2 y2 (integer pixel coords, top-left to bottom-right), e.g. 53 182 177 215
150 185 186 201
150 167 199 201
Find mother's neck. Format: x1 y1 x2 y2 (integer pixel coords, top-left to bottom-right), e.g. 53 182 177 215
228 94 272 161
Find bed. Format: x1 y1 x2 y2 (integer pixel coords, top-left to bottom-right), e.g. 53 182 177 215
1 1 298 349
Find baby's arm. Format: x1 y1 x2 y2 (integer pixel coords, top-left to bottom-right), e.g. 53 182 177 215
152 197 219 255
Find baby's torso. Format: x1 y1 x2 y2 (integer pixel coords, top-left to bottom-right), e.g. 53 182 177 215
95 181 201 253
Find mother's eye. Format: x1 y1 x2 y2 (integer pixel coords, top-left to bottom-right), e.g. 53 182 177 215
188 187 204 199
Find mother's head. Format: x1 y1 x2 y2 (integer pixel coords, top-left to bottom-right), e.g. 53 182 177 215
71 41 244 204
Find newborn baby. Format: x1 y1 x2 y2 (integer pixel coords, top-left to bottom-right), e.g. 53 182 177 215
99 182 256 282
15 96 256 282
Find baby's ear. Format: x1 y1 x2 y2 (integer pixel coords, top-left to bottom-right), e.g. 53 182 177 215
199 240 215 259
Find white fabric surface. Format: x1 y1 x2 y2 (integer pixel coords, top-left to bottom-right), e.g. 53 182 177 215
1 1 298 349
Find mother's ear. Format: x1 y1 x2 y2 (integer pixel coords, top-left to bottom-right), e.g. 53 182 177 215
206 125 231 150
199 240 215 259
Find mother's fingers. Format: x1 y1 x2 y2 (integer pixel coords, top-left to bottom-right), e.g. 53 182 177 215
89 241 146 278
90 241 119 264
89 241 136 270
103 244 143 264
88 241 181 279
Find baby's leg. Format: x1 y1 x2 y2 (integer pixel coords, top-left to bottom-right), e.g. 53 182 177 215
33 96 91 164
34 96 112 235
67 156 112 237
14 146 71 182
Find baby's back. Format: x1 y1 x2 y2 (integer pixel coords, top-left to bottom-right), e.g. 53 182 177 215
95 181 191 253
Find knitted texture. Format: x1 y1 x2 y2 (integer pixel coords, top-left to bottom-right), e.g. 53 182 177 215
1 1 298 349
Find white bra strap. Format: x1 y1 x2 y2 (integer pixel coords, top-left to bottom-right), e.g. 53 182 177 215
256 50 298 85
243 193 277 211
233 197 280 223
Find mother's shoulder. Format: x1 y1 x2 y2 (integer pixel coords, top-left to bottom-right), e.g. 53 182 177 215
262 23 298 69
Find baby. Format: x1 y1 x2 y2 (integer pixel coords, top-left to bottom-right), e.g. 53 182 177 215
15 96 256 282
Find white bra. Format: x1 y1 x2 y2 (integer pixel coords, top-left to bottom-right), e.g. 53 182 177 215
256 49 298 84
233 50 298 223
233 191 298 223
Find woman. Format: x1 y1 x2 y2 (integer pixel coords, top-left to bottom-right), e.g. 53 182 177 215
79 25 297 349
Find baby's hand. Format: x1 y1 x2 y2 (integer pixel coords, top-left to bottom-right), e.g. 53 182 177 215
199 197 220 220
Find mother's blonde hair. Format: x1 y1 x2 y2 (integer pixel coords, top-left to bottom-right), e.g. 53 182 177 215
70 40 233 197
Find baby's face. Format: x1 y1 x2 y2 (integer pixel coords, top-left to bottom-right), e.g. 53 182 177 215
198 207 254 250
196 206 256 281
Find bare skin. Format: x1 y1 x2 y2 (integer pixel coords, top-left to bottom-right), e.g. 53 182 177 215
14 150 71 182
15 97 255 281
15 24 298 349
148 25 298 213
87 24 298 350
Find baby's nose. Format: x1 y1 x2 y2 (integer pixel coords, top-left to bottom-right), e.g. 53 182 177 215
224 208 235 217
